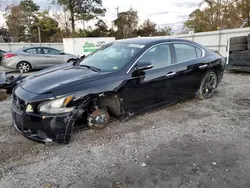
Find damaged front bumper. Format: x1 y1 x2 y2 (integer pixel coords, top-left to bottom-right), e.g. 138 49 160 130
12 103 86 144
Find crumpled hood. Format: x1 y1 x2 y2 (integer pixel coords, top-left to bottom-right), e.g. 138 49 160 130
21 64 109 94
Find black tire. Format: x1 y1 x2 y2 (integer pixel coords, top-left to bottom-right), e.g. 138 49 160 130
197 71 218 100
229 44 247 52
17 61 31 72
248 43 250 50
229 51 250 66
230 36 247 45
248 34 250 42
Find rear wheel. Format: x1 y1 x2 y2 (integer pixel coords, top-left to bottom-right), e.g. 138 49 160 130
17 61 31 73
197 71 218 100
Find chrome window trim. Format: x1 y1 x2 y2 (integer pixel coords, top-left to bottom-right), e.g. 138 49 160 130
172 42 205 64
126 41 206 74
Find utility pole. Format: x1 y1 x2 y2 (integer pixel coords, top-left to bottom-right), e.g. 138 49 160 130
115 6 119 18
82 20 85 30
38 26 41 46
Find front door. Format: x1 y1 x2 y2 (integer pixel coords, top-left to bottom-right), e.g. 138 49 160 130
24 47 45 68
121 43 178 113
42 48 65 66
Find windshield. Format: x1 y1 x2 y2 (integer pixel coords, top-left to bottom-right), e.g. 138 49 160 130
79 42 144 72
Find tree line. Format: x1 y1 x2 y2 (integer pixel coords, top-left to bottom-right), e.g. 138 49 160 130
1 0 173 43
1 0 250 42
185 0 250 32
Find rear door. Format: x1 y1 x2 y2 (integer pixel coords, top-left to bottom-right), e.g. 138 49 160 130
42 48 65 66
23 48 45 68
172 43 206 99
121 43 178 113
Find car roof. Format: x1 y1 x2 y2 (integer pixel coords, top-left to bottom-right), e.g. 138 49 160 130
116 37 203 47
21 47 56 50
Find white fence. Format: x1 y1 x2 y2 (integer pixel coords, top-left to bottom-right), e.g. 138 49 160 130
0 43 63 52
147 27 250 57
1 27 250 58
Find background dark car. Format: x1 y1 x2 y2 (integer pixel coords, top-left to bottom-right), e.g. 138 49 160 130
12 38 225 144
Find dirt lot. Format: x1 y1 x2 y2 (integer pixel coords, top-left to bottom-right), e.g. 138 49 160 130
0 72 250 188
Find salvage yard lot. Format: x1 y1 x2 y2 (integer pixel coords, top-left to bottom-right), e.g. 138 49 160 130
0 72 250 188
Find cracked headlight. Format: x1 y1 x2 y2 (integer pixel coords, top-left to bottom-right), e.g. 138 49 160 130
38 95 75 114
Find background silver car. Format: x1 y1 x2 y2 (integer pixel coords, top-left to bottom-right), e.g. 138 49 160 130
1 47 77 72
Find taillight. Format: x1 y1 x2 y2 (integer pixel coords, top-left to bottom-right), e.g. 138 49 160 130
3 53 17 58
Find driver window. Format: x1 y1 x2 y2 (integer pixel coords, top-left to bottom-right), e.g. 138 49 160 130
138 44 172 69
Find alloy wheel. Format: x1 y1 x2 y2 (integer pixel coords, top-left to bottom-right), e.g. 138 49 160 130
201 72 217 99
18 62 31 73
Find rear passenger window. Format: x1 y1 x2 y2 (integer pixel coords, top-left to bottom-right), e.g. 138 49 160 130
25 48 37 54
195 47 203 57
138 44 172 69
173 43 197 63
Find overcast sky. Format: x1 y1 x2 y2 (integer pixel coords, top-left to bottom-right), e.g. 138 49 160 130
0 0 202 33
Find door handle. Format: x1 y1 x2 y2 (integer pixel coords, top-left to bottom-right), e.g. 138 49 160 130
166 72 176 78
199 64 208 69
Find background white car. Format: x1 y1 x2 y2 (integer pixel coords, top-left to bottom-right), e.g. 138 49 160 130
1 47 77 72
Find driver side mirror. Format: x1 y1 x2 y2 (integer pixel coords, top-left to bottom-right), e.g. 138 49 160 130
136 62 153 71
60 52 65 55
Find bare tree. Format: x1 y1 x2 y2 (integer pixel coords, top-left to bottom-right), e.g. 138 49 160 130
52 5 71 36
55 0 105 33
114 8 138 39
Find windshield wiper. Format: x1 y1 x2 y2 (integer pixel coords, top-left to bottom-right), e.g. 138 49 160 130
79 65 100 72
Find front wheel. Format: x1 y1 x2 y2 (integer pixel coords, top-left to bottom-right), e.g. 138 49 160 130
197 71 218 100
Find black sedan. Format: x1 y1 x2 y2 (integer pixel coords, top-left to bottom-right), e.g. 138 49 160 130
11 38 225 143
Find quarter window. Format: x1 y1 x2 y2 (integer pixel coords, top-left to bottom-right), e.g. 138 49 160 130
173 43 197 63
138 44 172 69
195 47 203 57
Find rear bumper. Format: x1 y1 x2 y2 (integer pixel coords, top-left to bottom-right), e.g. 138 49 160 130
1 59 17 70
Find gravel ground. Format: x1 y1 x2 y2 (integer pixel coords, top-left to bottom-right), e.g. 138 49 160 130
0 72 250 188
